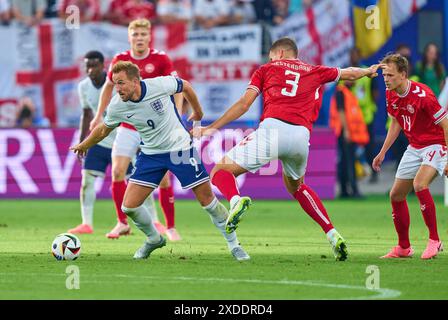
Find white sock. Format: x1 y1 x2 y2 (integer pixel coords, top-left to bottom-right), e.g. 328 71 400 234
121 204 160 243
203 197 239 250
80 171 96 226
230 195 241 209
326 228 337 241
143 193 160 223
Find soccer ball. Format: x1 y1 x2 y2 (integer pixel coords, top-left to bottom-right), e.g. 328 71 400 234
51 233 81 261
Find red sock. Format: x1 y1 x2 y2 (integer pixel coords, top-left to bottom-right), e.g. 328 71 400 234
159 186 175 229
211 169 240 201
391 200 410 248
111 180 128 224
294 184 334 233
415 189 439 241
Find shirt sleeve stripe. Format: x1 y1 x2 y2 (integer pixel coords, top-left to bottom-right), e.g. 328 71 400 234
434 108 446 119
334 68 341 83
247 85 260 95
434 112 448 125
175 77 183 93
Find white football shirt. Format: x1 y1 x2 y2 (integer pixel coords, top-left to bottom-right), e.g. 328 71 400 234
78 76 116 149
103 76 191 155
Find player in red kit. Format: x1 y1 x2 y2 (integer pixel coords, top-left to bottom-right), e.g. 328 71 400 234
194 38 380 261
89 19 182 241
373 54 448 259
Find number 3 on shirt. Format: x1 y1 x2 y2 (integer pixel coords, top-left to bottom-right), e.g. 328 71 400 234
281 70 300 97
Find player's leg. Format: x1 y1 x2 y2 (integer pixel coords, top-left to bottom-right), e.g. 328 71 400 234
108 154 133 238
192 181 250 261
170 147 250 260
68 170 96 234
123 153 168 259
381 178 414 258
381 146 418 258
69 145 110 234
122 182 166 258
158 171 180 241
283 173 347 261
108 127 159 239
415 145 446 259
210 126 275 233
210 157 252 233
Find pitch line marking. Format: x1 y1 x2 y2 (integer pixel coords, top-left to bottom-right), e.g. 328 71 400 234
0 272 401 299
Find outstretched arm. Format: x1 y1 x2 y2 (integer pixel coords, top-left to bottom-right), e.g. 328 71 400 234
181 80 203 121
70 123 114 158
195 89 258 137
90 80 114 130
340 64 380 81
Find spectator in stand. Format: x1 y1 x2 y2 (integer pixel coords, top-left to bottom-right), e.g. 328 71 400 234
349 47 380 183
330 80 368 199
45 0 58 18
193 0 230 29
415 43 446 97
15 97 50 128
0 0 11 25
228 0 256 25
271 0 289 25
105 0 156 26
58 0 101 23
252 0 276 24
11 0 47 27
157 0 193 24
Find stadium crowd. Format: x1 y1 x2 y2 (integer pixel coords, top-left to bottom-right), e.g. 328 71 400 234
0 0 319 28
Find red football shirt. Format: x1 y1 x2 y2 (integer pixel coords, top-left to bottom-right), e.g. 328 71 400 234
108 49 177 130
248 59 340 131
386 80 447 149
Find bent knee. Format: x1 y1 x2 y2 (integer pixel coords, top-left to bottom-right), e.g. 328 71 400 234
389 190 407 202
413 182 429 193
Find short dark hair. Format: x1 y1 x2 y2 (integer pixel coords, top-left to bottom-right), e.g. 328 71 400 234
270 37 298 58
381 53 409 75
84 51 104 63
111 61 141 80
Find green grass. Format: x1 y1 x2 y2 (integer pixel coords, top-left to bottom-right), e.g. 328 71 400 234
0 196 447 300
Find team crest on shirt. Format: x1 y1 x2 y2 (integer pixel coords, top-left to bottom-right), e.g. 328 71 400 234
145 63 155 73
150 99 164 114
406 105 415 114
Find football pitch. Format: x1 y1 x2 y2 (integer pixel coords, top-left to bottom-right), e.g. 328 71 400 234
0 196 447 300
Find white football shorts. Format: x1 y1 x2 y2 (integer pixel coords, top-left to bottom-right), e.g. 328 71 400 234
227 118 310 180
396 144 447 179
111 126 141 158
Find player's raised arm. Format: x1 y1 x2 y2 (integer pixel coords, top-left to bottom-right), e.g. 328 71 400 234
180 80 204 121
340 64 380 81
372 116 402 172
70 123 114 158
90 80 115 131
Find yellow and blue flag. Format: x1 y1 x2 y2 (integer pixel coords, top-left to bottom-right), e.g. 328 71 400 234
352 0 392 58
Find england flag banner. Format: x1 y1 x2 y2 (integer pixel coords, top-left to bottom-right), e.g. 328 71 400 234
186 24 263 122
271 0 353 67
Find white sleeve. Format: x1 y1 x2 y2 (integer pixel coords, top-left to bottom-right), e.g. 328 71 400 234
158 76 183 96
103 100 120 129
77 82 90 110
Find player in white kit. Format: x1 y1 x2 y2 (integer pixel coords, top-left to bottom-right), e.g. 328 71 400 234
70 61 250 260
68 51 159 236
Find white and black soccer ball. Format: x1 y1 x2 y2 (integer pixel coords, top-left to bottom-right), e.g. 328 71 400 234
51 233 81 261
